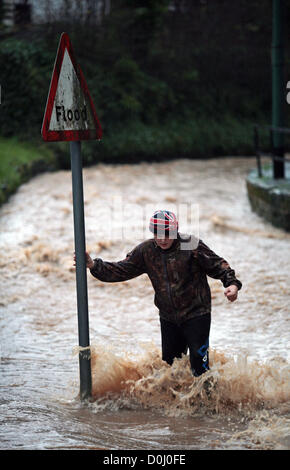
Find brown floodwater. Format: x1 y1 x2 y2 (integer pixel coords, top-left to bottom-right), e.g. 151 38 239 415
0 156 289 450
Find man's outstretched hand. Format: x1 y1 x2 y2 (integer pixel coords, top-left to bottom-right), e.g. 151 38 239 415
73 251 94 270
224 285 238 302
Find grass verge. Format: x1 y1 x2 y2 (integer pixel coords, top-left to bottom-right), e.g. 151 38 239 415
0 137 58 206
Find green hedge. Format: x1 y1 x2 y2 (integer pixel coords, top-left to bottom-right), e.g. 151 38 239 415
79 115 257 164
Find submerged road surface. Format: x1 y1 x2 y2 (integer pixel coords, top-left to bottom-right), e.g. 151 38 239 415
0 157 289 450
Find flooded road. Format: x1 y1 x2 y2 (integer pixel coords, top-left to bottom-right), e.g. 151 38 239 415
0 157 289 450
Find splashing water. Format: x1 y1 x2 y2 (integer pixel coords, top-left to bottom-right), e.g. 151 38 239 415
87 343 289 418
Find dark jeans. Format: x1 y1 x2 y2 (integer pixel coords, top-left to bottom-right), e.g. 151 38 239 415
160 313 211 377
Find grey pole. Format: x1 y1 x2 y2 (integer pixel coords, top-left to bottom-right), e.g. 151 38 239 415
272 0 285 178
70 140 92 400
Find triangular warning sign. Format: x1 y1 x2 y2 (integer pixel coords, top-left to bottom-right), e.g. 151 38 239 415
41 32 102 142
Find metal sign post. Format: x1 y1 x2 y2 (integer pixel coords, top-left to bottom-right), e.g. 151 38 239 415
70 141 91 399
272 0 285 179
41 33 102 400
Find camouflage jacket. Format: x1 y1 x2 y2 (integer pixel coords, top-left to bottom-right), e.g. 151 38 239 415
90 235 242 324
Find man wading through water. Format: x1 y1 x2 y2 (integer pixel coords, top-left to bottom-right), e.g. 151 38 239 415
79 210 242 379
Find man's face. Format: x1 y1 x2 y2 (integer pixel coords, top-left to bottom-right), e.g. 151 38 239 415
154 235 175 250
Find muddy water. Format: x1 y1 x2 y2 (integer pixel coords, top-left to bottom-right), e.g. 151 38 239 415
0 157 289 450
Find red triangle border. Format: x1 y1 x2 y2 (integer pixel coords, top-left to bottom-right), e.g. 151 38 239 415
41 32 102 142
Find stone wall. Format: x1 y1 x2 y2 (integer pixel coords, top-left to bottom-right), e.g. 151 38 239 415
246 165 290 232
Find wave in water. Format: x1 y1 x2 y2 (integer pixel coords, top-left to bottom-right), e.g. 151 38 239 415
82 343 290 419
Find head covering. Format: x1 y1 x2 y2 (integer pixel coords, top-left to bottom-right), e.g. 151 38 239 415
149 210 178 237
